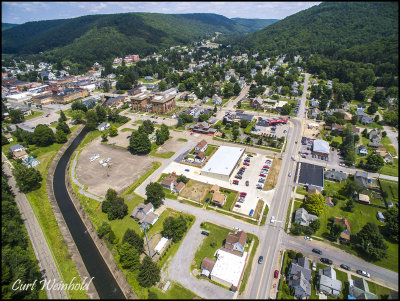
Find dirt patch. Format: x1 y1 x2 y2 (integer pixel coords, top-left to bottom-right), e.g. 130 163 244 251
304 122 322 139
179 179 211 203
76 139 157 197
156 137 185 154
263 158 282 191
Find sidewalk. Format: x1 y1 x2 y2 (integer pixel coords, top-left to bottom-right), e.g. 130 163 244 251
2 154 68 299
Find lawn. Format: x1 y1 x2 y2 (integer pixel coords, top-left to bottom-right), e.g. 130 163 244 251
381 136 397 156
178 138 188 142
379 179 398 205
148 282 200 299
296 187 308 195
22 129 88 299
205 144 217 156
260 204 270 226
239 234 259 293
24 110 44 120
221 188 238 211
380 158 398 177
193 222 232 271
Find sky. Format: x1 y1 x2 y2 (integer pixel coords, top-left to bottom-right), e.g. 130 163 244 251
2 1 320 24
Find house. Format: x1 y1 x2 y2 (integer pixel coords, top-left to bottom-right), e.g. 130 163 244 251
331 123 344 134
160 174 186 193
234 112 254 123
357 193 370 205
376 211 385 222
195 139 208 153
358 145 368 156
82 98 98 108
287 258 312 299
9 144 24 153
368 129 382 143
309 108 320 119
97 122 110 131
195 151 206 163
189 122 217 135
104 95 126 107
145 76 153 81
325 197 335 207
4 133 13 142
343 111 353 121
294 208 318 226
201 257 216 278
222 231 247 255
13 149 28 160
249 97 263 109
212 94 222 105
349 277 378 299
324 170 347 182
23 156 40 168
130 203 159 225
360 115 374 125
354 171 369 187
367 142 382 148
374 148 394 163
333 217 351 241
318 267 342 297
310 99 319 108
210 189 227 208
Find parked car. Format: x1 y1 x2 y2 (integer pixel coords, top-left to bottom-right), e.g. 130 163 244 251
259 178 265 183
247 154 253 157
288 172 292 177
312 261 317 271
340 264 351 271
339 163 346 167
259 173 266 177
304 236 312 241
274 270 279 278
240 192 247 197
233 226 241 231
201 231 209 236
235 204 241 208
233 180 239 185
243 162 249 166
356 270 370 278
263 165 270 169
256 185 262 189
127 135 131 139
320 258 333 265
258 256 264 264
235 175 242 179
205 198 210 203
185 169 190 172
312 248 322 255
245 180 249 186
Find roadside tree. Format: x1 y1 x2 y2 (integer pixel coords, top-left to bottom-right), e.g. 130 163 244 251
12 163 42 193
33 124 55 146
351 222 388 261
303 193 325 216
145 182 165 209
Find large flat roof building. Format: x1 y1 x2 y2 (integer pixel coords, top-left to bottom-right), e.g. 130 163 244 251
298 163 324 190
201 146 245 181
312 139 330 160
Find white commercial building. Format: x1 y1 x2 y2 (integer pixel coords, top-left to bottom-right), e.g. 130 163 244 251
201 146 245 181
211 249 248 289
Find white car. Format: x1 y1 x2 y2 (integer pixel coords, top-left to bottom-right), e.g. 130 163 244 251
304 236 312 241
339 163 346 167
270 216 276 223
233 226 241 231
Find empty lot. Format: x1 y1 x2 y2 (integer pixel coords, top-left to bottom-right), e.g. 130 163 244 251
75 138 157 197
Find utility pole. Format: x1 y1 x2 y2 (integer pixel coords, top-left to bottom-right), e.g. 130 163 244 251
140 222 154 258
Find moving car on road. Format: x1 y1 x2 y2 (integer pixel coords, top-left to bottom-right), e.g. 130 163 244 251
312 248 322 255
258 256 263 264
320 258 333 265
356 270 370 278
270 216 276 223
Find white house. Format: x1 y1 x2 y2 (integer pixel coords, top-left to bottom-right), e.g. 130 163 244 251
195 139 208 153
98 122 110 131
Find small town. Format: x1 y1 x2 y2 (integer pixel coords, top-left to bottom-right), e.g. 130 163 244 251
1 1 398 300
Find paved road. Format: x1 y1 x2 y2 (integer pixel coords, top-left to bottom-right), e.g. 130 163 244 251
281 235 398 291
383 125 398 155
2 154 68 299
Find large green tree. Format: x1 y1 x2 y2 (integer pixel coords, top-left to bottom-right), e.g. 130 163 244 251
330 222 344 240
101 188 128 220
33 124 55 146
56 121 70 134
118 243 140 270
351 222 388 261
145 182 165 209
161 215 188 242
365 153 385 172
55 129 67 143
85 109 98 131
142 120 155 134
9 109 24 123
59 110 67 122
303 193 325 216
95 105 107 123
122 229 144 253
12 163 43 193
70 110 86 124
71 100 88 112
382 207 398 243
137 256 160 287
128 130 151 154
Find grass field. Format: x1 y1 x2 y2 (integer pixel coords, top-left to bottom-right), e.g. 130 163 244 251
205 144 217 156
148 282 199 299
24 110 44 120
379 179 399 205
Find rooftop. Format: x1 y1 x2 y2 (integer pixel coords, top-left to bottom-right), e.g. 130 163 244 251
211 249 247 288
201 146 244 176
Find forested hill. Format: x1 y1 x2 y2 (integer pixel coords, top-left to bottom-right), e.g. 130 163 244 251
241 2 398 57
2 12 252 66
231 18 279 31
2 23 19 31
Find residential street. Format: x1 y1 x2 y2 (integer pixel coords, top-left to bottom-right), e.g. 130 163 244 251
2 154 68 299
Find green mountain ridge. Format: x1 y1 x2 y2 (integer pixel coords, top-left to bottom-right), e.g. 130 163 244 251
240 2 398 57
2 13 257 67
231 18 279 31
2 23 20 31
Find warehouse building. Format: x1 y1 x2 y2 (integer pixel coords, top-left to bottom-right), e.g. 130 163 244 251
201 146 245 181
312 139 330 160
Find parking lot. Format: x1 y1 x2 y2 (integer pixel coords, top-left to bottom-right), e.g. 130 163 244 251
123 111 178 127
162 152 276 217
299 137 341 164
252 122 289 139
75 137 158 197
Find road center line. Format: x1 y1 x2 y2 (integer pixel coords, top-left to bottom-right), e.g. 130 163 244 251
256 245 271 299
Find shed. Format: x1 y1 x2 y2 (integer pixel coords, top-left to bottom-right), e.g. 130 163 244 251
154 237 169 254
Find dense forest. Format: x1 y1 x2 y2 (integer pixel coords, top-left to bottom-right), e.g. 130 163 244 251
231 18 279 31
2 23 19 31
2 12 259 68
1 167 42 299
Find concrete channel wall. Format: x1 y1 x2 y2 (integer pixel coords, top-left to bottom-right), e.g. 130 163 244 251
46 124 99 299
47 124 136 299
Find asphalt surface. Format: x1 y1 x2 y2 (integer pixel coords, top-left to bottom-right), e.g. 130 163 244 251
2 154 68 299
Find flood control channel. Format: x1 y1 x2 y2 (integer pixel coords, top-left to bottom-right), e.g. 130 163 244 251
53 128 125 299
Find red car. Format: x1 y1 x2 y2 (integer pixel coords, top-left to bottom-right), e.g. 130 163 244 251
240 192 247 196
243 162 249 166
274 270 279 278
263 165 270 169
233 180 239 185
259 174 266 177
235 204 241 208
